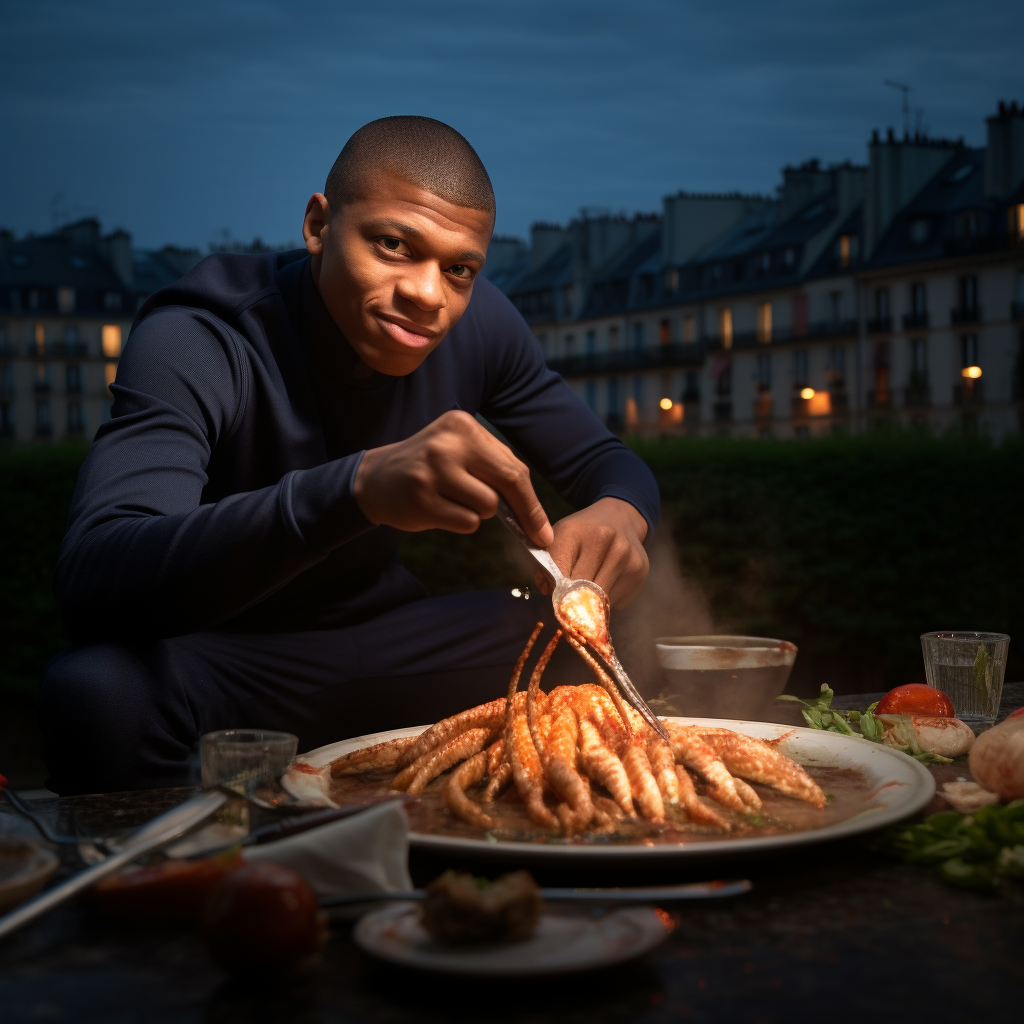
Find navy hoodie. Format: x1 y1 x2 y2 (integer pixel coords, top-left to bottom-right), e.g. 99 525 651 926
54 251 660 642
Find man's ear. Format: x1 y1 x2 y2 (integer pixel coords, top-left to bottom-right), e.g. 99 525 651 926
302 193 331 255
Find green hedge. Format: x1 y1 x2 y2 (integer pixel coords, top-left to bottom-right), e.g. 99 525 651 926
0 444 88 695
632 431 1024 692
2 433 1022 697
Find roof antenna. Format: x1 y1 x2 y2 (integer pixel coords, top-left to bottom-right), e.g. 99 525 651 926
884 80 911 137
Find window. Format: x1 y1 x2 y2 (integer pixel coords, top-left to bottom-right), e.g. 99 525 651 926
755 352 772 391
682 315 695 344
67 401 84 434
793 350 809 386
104 291 123 311
828 346 846 385
961 335 979 369
66 364 82 393
838 235 850 267
35 362 51 390
664 268 679 293
564 334 576 357
536 332 548 355
608 325 619 353
1009 205 1024 243
34 323 45 355
632 323 645 352
959 275 978 311
606 377 621 416
102 324 122 357
792 294 808 337
585 380 597 411
58 287 75 314
36 400 51 436
28 289 40 311
910 282 927 316
909 219 930 244
632 375 645 410
1 363 13 395
714 362 732 397
909 338 928 386
874 288 890 320
756 302 772 344
718 308 733 350
829 291 843 323
759 253 770 274
783 248 795 268
659 319 671 345
585 329 596 356
683 372 700 402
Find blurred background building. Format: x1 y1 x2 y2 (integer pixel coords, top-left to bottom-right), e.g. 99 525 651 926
489 101 1024 438
1 101 1022 445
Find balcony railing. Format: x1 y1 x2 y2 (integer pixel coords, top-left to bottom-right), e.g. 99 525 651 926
954 381 984 406
903 311 929 330
867 316 892 334
950 306 982 325
548 342 703 376
904 385 932 409
712 400 732 423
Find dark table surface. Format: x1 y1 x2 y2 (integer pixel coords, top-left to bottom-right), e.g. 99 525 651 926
3 686 1023 1024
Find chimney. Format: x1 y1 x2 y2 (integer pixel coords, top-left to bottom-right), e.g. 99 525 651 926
60 218 100 246
100 229 134 288
482 235 527 278
661 192 773 266
984 100 1024 199
528 222 571 271
864 132 960 256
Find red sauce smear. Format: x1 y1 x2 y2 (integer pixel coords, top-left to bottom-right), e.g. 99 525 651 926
865 779 905 800
290 762 321 775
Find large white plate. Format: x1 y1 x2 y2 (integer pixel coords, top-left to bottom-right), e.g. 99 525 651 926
353 902 672 976
282 718 935 863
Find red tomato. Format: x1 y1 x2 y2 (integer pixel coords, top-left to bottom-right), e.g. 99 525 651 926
876 683 955 717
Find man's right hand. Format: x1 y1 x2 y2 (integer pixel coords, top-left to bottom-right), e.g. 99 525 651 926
352 410 554 547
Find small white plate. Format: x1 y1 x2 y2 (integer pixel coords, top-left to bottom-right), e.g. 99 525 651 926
353 902 672 976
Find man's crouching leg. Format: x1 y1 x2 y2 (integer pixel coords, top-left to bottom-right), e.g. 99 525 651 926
38 641 198 796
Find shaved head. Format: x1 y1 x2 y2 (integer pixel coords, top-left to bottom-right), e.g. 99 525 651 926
325 116 495 219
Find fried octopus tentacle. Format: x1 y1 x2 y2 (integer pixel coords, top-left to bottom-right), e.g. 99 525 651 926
395 697 507 771
508 712 558 830
664 721 746 812
444 750 493 829
621 740 665 823
526 629 561 757
673 765 731 830
402 726 495 795
562 631 634 738
329 735 418 777
543 707 593 833
646 734 681 807
505 623 545 728
695 730 827 809
578 718 635 817
732 777 763 810
483 760 513 803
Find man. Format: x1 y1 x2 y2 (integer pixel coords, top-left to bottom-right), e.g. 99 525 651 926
41 116 659 794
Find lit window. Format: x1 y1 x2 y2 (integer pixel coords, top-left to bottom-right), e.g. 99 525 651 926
35 323 45 354
105 362 117 393
719 308 733 350
808 391 832 416
659 319 671 345
838 235 850 267
625 397 638 428
1010 205 1024 242
682 315 695 344
757 302 772 344
102 325 122 358
665 268 679 293
58 287 76 313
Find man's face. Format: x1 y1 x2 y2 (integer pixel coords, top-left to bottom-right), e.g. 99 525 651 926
304 172 493 376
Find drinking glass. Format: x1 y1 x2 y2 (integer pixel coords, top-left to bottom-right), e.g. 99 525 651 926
920 632 1010 726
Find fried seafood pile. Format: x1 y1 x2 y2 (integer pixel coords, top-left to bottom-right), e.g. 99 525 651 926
329 625 826 835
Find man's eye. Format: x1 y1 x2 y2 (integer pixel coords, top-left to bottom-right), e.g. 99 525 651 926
447 264 472 279
381 237 403 252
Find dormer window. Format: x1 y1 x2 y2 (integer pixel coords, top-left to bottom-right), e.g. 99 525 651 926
909 219 930 245
783 248 796 268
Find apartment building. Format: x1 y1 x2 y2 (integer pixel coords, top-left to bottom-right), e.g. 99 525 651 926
0 220 200 443
489 101 1024 438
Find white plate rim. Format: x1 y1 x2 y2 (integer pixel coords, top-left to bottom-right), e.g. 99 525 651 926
282 717 936 861
352 901 671 976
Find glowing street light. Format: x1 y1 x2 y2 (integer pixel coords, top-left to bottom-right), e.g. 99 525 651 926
961 366 982 379
659 397 674 410
800 387 815 400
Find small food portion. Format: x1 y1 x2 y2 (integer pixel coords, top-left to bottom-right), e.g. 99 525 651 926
876 800 1024 889
202 861 328 976
557 585 611 653
969 716 1024 800
780 684 974 763
418 870 543 946
86 851 244 923
941 780 1000 814
875 683 955 718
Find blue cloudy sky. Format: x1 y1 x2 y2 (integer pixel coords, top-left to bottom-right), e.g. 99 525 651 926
1 0 1021 249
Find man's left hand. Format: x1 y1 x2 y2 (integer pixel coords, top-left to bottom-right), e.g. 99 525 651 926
533 497 649 608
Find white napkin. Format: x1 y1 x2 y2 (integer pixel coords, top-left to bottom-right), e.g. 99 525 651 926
244 801 412 898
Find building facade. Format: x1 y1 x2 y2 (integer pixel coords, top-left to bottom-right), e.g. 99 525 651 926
489 102 1024 438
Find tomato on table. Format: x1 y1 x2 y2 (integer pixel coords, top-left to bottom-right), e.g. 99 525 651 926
876 683 955 717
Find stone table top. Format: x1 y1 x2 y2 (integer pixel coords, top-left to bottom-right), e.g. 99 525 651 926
2 688 1022 1024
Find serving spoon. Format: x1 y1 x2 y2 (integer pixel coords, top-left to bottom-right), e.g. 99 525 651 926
494 497 670 743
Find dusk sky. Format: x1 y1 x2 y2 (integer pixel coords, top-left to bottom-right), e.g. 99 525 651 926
1 1 1022 251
